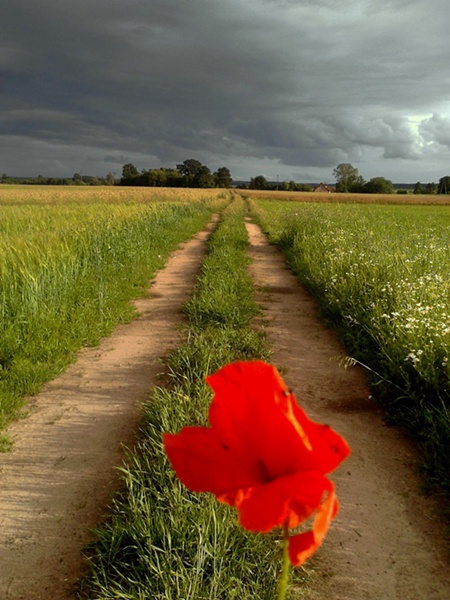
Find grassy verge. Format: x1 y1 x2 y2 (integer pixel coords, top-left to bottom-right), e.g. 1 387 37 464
249 198 450 494
79 197 304 599
0 194 226 448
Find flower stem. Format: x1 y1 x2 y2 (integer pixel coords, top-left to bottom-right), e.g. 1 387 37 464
277 522 290 600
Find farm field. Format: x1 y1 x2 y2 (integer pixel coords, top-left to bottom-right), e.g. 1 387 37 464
250 198 450 491
0 189 449 599
0 185 228 445
243 188 450 205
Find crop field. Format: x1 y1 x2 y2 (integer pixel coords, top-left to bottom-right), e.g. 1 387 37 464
0 186 228 445
243 188 450 205
0 184 225 206
250 198 450 489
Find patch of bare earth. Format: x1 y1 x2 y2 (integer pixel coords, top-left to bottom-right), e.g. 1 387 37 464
0 217 218 600
246 220 450 600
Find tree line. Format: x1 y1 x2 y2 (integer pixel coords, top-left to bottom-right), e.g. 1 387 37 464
3 161 450 194
0 173 116 186
332 164 450 195
242 175 313 192
120 159 232 188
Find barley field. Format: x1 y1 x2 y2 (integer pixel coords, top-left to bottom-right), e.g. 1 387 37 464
0 186 228 445
243 188 450 205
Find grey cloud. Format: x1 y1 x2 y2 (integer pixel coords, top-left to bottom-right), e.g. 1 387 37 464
2 0 450 181
420 114 450 149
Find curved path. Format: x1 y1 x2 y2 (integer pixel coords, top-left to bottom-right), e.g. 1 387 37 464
246 219 450 600
0 217 217 599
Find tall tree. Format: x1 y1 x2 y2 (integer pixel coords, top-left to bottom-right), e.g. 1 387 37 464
426 182 438 194
362 177 394 194
214 166 232 188
249 175 268 190
333 163 365 192
195 166 215 188
438 176 450 194
176 159 203 178
121 163 139 180
413 181 425 195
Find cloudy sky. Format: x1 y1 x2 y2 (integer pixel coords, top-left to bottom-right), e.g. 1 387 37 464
2 0 450 183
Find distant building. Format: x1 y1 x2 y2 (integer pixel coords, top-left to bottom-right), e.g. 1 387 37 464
313 183 335 193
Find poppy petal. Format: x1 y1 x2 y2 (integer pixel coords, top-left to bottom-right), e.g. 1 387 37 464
206 362 319 481
290 401 351 474
288 482 339 566
231 472 331 533
163 427 257 494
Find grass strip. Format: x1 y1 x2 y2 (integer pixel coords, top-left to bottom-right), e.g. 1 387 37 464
79 197 305 599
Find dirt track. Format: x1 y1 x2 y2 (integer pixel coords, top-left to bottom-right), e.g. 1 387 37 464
0 216 449 599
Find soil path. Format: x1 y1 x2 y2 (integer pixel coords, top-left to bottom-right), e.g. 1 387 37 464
246 220 450 600
0 217 218 600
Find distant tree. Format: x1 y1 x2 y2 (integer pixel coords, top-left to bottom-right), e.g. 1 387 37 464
413 181 425 195
414 181 438 194
249 175 269 190
362 177 394 194
287 180 313 192
73 173 87 185
142 169 166 187
333 163 365 192
136 168 184 187
122 163 139 180
176 159 214 187
176 159 203 178
105 172 116 185
213 166 232 188
195 165 214 188
438 176 450 194
164 168 184 187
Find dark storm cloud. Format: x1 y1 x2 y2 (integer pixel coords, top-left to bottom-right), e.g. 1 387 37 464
1 0 450 181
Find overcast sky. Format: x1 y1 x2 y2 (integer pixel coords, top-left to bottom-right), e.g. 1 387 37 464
2 0 450 183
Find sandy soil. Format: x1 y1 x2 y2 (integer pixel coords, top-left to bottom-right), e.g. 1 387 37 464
0 217 217 599
1 214 449 599
245 220 450 600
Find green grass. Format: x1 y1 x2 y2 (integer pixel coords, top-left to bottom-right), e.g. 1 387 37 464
79 197 307 599
249 198 450 492
0 191 227 447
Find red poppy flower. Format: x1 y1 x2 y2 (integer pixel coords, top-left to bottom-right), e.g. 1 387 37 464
163 361 350 566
